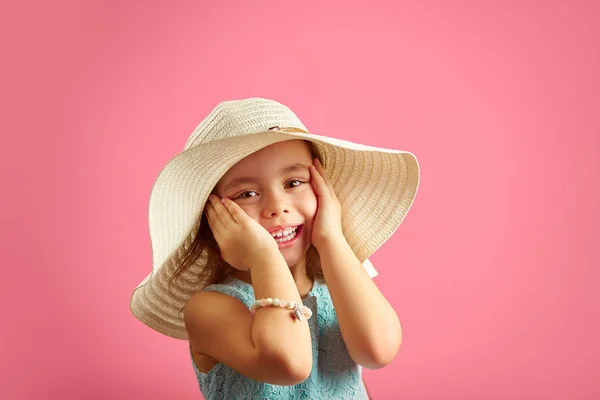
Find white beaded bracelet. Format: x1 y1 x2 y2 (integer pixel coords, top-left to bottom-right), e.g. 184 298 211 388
251 298 313 321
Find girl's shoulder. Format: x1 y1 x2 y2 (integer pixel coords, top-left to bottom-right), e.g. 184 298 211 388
201 276 255 308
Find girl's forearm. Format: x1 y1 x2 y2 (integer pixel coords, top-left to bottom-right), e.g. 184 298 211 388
248 252 313 375
316 235 402 369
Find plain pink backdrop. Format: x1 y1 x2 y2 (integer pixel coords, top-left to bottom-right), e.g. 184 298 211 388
1 1 598 399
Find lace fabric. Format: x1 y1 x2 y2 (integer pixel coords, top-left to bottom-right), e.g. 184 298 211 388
189 276 368 399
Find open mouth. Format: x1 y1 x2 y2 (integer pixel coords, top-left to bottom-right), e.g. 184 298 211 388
271 225 303 245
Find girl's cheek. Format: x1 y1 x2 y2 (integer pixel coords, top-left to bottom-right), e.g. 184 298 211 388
238 204 257 219
304 194 318 216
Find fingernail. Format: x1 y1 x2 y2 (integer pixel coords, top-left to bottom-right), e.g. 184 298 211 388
221 198 227 204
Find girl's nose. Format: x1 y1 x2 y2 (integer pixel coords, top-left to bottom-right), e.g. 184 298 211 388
262 192 290 217
265 202 290 217
267 208 289 217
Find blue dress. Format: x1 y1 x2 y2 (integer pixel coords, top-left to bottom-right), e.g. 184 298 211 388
189 276 369 399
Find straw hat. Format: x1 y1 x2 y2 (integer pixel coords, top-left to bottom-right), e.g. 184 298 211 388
130 98 420 339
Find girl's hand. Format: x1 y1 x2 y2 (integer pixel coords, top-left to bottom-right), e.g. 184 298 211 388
309 158 344 248
204 194 280 270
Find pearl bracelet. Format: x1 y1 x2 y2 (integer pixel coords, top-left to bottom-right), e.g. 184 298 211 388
251 298 313 321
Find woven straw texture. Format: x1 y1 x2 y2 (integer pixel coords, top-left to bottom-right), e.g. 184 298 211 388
130 98 420 339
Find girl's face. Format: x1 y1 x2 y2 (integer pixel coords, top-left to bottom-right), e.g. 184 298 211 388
214 140 317 268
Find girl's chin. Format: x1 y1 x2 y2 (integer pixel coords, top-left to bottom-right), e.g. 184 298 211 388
278 225 311 267
282 253 305 268
281 246 310 268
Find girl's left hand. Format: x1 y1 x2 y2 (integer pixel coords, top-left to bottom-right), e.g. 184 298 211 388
310 158 344 247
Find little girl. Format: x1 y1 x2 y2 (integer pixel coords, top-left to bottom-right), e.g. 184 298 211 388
130 98 420 399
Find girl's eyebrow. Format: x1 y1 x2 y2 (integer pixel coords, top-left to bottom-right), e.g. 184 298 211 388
222 163 310 192
279 162 310 175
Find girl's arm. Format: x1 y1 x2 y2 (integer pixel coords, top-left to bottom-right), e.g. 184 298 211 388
316 234 402 369
184 251 313 385
308 158 401 369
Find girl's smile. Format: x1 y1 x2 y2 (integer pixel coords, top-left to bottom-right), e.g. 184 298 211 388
214 140 318 270
269 224 303 248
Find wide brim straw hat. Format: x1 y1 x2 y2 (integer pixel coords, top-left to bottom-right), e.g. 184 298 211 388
130 98 420 339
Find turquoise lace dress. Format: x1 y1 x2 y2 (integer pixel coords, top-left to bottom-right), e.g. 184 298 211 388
189 276 369 399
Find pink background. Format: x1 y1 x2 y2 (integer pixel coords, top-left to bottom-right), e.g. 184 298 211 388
1 1 599 399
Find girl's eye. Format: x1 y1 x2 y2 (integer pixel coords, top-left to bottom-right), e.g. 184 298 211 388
236 191 257 199
286 179 304 188
234 180 305 199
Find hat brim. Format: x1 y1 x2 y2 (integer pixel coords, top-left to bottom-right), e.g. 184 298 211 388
130 129 419 339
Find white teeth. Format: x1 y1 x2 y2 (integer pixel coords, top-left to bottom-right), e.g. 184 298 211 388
271 226 298 240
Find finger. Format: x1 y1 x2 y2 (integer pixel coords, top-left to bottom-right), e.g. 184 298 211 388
314 158 337 198
204 201 224 236
309 164 329 199
208 194 236 227
206 195 231 229
309 173 318 195
221 197 244 224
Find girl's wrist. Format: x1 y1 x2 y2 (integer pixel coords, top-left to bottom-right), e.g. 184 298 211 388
313 230 346 253
251 298 313 321
246 250 287 271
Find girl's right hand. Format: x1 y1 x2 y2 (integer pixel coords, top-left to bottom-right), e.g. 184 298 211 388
204 194 280 271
